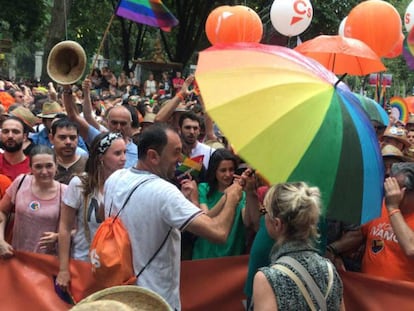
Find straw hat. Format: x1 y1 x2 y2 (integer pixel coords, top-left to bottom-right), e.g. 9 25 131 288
382 126 410 148
173 103 188 113
142 112 156 124
37 101 64 118
70 300 134 311
8 106 40 132
381 144 413 162
77 286 172 311
204 139 225 149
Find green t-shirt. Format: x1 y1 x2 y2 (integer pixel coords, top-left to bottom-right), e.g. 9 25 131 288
192 182 246 260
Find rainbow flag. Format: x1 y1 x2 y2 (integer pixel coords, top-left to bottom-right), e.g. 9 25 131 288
116 0 179 31
176 155 204 180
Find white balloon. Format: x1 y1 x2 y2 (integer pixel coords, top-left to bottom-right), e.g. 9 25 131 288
270 0 313 37
405 1 414 32
338 16 347 36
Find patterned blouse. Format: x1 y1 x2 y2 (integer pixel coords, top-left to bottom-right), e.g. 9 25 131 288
259 241 343 310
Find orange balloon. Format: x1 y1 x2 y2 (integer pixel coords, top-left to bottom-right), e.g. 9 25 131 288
345 0 401 57
405 96 414 113
384 33 404 59
205 5 263 45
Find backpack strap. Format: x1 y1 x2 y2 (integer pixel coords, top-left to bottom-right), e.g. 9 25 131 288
5 174 27 239
83 193 92 243
10 174 27 212
136 227 172 278
272 263 317 311
275 256 327 311
109 177 156 220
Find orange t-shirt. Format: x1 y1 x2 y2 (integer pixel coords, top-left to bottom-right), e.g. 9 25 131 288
0 174 11 198
361 205 414 282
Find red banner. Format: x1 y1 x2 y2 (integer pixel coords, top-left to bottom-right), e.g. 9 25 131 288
1 251 414 311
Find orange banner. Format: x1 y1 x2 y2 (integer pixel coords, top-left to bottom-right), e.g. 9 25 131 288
1 251 414 311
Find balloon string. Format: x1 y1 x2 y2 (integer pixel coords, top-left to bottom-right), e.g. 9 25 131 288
90 13 116 76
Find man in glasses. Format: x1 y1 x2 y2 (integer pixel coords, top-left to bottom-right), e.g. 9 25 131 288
63 80 138 168
12 90 25 106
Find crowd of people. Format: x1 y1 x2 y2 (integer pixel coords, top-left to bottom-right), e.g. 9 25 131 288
0 67 413 310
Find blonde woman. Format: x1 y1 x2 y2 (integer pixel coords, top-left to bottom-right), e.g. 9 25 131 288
252 182 345 311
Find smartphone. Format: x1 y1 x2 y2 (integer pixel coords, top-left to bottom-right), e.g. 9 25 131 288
53 275 76 305
235 167 248 176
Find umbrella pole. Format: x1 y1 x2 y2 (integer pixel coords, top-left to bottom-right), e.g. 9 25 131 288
334 73 348 88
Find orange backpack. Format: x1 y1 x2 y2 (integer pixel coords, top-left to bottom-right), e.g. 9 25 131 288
89 177 171 288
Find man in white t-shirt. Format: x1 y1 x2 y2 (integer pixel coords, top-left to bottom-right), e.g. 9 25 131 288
178 111 215 169
104 123 242 310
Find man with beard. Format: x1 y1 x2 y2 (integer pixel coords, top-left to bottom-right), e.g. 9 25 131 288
178 111 215 170
49 118 87 185
0 117 30 180
30 101 89 156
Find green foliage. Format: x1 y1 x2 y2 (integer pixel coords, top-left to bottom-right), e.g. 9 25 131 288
0 0 48 41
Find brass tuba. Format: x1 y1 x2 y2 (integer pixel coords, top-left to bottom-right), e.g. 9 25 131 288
46 41 87 85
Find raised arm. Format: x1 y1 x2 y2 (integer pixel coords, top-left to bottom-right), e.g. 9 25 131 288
384 177 414 257
48 82 57 102
82 78 101 130
62 85 90 141
155 75 194 123
186 182 243 244
198 94 217 142
238 168 261 231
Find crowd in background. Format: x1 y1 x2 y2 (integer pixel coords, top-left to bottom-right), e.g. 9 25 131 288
0 67 414 310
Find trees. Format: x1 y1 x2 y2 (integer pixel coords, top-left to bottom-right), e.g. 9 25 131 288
6 0 414 94
0 0 47 41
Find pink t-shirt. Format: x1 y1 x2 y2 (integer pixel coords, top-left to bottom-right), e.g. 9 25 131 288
6 174 67 255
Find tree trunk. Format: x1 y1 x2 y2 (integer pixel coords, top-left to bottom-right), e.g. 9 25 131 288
41 0 72 83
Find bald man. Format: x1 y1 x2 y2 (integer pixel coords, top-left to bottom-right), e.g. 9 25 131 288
62 86 138 167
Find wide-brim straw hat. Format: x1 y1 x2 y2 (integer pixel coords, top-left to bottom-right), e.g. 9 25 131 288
70 300 134 311
37 101 64 118
381 144 413 162
142 112 156 124
8 106 40 132
76 286 172 311
382 126 411 148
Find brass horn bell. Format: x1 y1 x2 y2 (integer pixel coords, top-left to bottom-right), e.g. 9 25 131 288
47 40 87 85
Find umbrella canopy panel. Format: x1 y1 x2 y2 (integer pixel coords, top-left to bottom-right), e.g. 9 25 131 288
294 35 386 76
196 43 383 224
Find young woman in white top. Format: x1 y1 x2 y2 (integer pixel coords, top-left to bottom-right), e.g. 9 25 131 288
56 132 126 291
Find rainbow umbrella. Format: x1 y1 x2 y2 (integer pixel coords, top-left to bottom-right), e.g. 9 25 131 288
353 93 389 126
196 43 383 224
